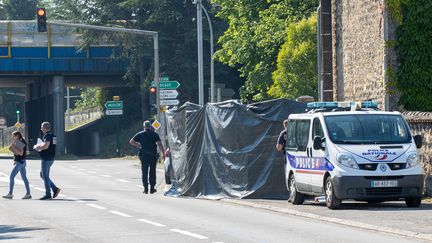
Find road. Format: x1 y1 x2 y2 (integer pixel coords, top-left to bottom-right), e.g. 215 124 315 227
0 158 425 243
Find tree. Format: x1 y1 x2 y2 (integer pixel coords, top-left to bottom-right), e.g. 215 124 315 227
212 0 318 102
2 0 39 20
269 14 317 100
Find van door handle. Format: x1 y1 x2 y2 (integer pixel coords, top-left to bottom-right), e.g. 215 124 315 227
306 147 310 157
309 147 313 158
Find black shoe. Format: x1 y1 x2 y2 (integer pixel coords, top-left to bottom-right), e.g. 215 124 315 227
143 186 149 194
53 188 61 198
39 195 52 200
150 188 157 194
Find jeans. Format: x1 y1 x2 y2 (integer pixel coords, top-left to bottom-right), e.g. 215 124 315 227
40 159 58 197
9 160 30 195
139 154 158 188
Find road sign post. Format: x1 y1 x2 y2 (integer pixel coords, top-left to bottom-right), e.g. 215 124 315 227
104 99 123 156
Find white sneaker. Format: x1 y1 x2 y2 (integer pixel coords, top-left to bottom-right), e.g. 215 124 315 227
2 194 13 199
22 194 32 199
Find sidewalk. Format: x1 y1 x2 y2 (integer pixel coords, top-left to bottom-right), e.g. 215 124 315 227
221 198 432 242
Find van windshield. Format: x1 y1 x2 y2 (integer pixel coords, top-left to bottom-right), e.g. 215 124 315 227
324 114 411 144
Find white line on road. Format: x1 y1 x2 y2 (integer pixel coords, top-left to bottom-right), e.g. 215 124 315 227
109 210 132 218
34 187 45 191
136 185 143 188
170 229 208 240
116 179 131 183
100 174 111 178
137 219 166 227
88 171 97 174
87 203 106 210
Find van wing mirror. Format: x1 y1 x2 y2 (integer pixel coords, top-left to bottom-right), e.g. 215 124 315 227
313 136 325 150
414 135 422 149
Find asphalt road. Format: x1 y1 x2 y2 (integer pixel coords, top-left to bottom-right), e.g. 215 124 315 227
0 158 426 243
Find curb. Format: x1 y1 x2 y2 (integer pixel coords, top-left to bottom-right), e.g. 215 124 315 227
221 199 432 242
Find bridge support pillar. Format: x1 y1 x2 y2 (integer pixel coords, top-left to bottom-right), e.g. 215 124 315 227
25 76 65 156
52 76 65 155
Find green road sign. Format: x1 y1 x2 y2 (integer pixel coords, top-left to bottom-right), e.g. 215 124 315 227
159 81 180 89
160 77 170 81
105 101 123 110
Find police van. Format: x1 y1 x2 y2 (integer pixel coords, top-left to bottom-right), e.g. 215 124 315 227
285 101 423 209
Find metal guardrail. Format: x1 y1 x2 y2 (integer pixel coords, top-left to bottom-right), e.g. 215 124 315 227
0 124 25 148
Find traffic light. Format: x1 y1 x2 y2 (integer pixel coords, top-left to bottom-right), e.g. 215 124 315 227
149 86 157 115
36 8 47 32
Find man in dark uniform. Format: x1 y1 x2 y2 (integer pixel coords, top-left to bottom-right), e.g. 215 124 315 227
34 122 61 200
276 119 288 153
130 120 165 194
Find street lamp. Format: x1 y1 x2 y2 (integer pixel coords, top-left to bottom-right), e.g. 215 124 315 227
192 0 215 104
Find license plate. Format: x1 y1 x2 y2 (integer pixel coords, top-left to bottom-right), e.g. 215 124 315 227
371 180 398 187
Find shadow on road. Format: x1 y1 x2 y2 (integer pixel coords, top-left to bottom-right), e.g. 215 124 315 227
304 200 432 211
52 198 97 202
0 225 48 241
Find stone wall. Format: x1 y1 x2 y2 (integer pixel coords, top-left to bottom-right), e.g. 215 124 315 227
404 112 432 196
333 0 388 106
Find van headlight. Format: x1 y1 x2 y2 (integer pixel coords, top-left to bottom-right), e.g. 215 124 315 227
406 153 419 168
336 153 359 169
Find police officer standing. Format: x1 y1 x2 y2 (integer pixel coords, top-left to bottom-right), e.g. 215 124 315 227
276 119 288 153
130 121 165 194
34 122 61 200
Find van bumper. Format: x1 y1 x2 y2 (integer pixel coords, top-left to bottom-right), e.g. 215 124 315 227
332 175 424 200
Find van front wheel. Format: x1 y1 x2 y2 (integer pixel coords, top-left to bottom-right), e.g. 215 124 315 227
325 177 342 209
288 175 304 205
405 197 422 207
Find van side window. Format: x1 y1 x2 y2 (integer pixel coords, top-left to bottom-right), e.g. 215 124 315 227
296 120 310 151
286 120 297 150
312 118 324 139
286 119 311 151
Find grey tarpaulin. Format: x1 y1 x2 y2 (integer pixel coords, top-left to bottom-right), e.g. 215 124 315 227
164 99 306 199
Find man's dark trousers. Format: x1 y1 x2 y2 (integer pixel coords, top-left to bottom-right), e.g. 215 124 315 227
140 154 158 189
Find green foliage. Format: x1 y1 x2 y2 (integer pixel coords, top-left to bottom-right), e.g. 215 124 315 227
386 0 403 24
212 0 318 102
73 88 102 111
269 14 317 99
395 0 432 111
1 0 39 20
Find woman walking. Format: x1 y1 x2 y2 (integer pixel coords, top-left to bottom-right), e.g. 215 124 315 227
2 131 31 199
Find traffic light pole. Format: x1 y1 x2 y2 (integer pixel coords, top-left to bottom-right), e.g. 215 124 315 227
47 21 160 120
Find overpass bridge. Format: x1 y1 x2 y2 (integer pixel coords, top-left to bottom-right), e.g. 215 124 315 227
0 21 130 153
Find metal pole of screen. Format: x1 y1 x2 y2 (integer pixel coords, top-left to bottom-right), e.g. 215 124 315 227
195 0 204 105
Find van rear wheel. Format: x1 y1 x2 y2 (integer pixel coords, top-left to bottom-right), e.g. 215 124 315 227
288 175 304 205
325 177 342 209
405 197 422 207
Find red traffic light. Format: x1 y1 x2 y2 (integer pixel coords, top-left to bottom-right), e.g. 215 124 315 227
149 87 157 93
37 8 46 16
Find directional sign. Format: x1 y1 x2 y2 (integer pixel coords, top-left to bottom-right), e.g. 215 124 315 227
105 109 123 116
0 117 6 125
160 77 170 81
160 90 179 99
105 101 123 110
160 99 180 106
159 81 180 90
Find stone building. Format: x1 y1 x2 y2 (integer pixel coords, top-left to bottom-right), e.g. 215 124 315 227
319 0 398 110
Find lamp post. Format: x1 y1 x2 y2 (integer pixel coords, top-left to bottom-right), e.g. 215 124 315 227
193 0 215 104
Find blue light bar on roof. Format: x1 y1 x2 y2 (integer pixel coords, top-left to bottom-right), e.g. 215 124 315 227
307 102 338 109
307 101 379 110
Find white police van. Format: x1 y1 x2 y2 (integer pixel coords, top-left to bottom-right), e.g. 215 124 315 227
285 101 423 209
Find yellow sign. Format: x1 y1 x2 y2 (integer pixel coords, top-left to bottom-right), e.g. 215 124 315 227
113 96 120 101
15 122 21 129
160 106 166 112
152 120 161 130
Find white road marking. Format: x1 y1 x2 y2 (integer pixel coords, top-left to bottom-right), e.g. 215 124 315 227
100 174 111 178
77 168 85 171
136 185 144 188
58 193 68 198
88 171 97 174
87 203 106 210
137 219 166 227
34 187 45 191
170 229 208 240
116 179 131 183
67 197 85 203
109 210 132 218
